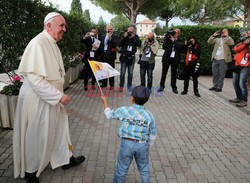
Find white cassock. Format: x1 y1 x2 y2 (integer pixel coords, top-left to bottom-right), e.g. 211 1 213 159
13 30 72 178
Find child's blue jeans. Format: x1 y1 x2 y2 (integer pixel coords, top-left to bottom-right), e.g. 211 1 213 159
113 139 150 183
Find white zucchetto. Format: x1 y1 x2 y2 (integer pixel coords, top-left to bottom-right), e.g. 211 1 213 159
44 12 61 23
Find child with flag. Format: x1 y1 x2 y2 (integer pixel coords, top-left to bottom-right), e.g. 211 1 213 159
101 86 157 183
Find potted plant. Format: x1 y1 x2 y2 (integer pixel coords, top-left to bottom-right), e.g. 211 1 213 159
0 71 23 129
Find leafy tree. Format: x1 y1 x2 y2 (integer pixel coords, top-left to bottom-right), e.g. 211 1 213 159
70 0 83 16
96 16 107 36
90 0 149 24
111 15 132 37
141 0 178 27
176 0 243 24
239 0 250 27
84 9 91 22
154 23 165 36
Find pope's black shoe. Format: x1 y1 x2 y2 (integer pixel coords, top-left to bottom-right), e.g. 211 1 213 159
25 172 39 183
62 156 86 170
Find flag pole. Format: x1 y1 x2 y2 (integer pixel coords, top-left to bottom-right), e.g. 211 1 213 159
88 59 104 96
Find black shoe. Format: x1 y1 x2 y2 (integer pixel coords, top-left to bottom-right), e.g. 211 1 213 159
181 91 187 95
209 87 216 91
25 172 39 183
62 156 86 170
172 90 178 94
119 87 123 92
157 87 164 92
194 93 201 97
109 87 114 90
101 84 107 87
84 86 88 91
215 89 222 92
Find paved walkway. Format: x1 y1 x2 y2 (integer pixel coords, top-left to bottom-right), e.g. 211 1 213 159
0 56 250 183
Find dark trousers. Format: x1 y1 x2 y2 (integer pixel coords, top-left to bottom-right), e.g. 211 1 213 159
119 58 135 87
101 60 115 87
160 59 178 90
183 66 199 94
83 64 96 86
140 61 155 88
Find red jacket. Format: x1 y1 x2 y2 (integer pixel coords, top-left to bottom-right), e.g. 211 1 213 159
234 42 250 67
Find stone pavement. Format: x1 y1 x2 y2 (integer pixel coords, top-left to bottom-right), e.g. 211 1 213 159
0 56 250 183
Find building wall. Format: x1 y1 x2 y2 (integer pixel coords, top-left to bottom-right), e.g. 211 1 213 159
136 23 156 37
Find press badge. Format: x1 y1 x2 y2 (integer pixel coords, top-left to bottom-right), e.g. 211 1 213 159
188 53 192 61
216 49 221 56
170 51 175 58
104 45 108 51
89 51 95 58
240 57 247 65
146 51 151 58
127 46 132 51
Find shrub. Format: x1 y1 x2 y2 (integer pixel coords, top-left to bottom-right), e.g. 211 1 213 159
163 25 241 75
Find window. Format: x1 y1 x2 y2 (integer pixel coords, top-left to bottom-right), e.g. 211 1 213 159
140 25 142 27
146 25 148 27
140 29 142 32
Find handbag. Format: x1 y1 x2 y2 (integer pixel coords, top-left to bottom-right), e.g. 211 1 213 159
137 54 142 64
229 61 242 73
126 55 134 65
120 54 134 65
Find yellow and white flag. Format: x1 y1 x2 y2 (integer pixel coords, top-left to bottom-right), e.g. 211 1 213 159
89 60 120 81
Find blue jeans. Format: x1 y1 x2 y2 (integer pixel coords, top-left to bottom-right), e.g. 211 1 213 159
140 61 155 88
232 67 250 102
119 59 135 87
113 140 150 183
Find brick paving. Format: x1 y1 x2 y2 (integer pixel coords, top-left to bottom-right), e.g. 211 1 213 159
0 56 250 183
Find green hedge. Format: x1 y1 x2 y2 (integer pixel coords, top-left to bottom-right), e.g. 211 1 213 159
165 25 241 75
0 0 91 73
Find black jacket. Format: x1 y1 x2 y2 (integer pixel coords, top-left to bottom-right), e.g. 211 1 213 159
162 37 185 63
81 35 100 61
183 43 201 67
99 34 120 62
119 34 141 56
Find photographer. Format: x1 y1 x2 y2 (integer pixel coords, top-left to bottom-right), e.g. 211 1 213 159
99 24 119 89
139 32 159 91
118 27 141 92
229 31 250 107
181 36 201 97
157 28 185 93
207 29 234 92
81 27 101 90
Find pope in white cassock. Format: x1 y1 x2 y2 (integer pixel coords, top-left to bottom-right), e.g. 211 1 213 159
13 12 85 183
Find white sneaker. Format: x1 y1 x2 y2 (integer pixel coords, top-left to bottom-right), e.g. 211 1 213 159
229 98 241 103
236 101 247 107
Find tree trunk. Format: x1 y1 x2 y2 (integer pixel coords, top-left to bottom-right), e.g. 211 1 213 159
165 19 169 28
247 0 250 20
165 16 169 28
130 10 137 24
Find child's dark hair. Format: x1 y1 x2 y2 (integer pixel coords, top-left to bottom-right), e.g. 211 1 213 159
131 86 150 105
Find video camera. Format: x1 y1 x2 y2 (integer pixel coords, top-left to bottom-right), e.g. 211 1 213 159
127 31 133 36
240 36 250 41
187 40 193 46
165 30 176 37
148 37 154 43
216 31 222 37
